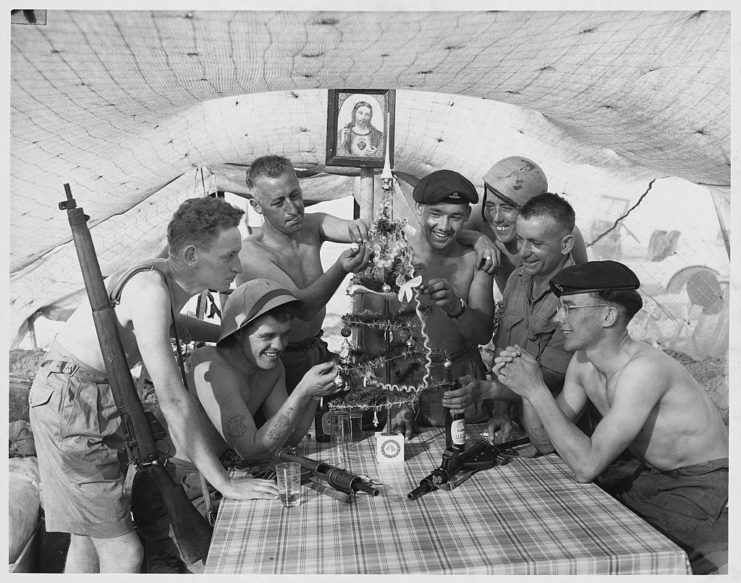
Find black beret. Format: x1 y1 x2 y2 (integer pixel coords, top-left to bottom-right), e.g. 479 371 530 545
413 170 478 205
550 260 640 297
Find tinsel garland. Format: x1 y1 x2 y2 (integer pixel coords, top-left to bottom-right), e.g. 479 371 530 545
338 348 429 374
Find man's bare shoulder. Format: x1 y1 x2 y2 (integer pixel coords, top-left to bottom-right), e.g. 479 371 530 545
118 268 169 298
624 344 676 374
114 268 171 326
190 348 243 394
191 348 281 395
609 345 679 400
188 345 220 369
570 350 597 376
241 228 268 251
450 242 479 270
298 212 327 243
462 242 481 263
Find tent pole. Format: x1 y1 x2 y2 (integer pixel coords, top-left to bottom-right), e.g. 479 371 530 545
709 188 730 259
27 318 37 350
359 167 375 221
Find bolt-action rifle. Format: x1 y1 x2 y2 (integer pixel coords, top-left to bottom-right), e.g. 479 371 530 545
59 184 212 564
407 436 530 500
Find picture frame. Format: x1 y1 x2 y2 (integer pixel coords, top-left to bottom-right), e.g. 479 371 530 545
326 89 395 168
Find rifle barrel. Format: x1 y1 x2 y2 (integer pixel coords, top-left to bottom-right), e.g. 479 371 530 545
407 478 435 500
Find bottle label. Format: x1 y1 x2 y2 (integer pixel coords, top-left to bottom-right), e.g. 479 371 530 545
451 419 466 445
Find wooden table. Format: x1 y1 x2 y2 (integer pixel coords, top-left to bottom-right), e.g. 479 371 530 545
205 426 690 574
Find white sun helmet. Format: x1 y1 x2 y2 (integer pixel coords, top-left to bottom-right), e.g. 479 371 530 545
481 156 548 209
217 279 303 344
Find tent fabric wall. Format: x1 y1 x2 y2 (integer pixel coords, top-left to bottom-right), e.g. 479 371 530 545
9 10 730 349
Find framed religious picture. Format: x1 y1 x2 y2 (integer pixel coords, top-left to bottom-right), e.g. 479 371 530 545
326 89 395 168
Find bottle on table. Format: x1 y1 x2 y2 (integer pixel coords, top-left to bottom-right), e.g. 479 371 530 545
443 357 466 453
315 397 330 443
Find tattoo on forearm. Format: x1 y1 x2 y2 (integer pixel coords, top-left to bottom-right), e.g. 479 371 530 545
225 415 249 439
267 410 293 441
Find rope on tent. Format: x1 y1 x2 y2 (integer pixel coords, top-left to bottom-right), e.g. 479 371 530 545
586 179 656 248
193 166 217 198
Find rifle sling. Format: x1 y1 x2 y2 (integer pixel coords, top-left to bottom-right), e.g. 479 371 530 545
166 277 217 523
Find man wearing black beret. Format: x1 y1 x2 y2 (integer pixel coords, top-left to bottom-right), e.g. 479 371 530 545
493 260 728 574
388 169 495 434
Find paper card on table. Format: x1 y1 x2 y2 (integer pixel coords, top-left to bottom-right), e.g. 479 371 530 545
376 433 405 463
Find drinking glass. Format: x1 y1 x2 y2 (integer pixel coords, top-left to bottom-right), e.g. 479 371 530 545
322 410 352 445
275 461 301 508
349 410 364 443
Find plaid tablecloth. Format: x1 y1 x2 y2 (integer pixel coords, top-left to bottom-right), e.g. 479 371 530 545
205 427 691 574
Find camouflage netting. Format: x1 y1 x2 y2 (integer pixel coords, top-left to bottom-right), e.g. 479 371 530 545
9 10 730 364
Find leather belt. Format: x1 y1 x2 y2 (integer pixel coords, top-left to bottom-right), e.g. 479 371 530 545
41 359 108 383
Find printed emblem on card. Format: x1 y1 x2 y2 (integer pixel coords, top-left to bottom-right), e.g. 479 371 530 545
380 438 401 458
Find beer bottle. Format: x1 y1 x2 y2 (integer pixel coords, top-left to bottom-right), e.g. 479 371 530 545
443 358 466 452
315 397 330 443
445 407 466 452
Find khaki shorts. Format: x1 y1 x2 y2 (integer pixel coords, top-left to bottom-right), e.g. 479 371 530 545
613 458 728 574
28 341 133 538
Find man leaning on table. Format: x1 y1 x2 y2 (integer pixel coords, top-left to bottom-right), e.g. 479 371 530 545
493 260 728 574
28 197 279 573
139 279 345 572
176 278 344 463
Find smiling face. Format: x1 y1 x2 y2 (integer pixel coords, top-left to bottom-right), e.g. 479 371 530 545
417 201 471 251
194 226 243 291
250 171 304 234
241 313 292 370
515 214 573 279
553 293 609 352
483 194 521 244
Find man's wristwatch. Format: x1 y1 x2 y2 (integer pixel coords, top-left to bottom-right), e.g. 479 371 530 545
448 296 466 319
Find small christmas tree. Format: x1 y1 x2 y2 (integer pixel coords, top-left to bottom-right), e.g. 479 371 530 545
330 176 450 428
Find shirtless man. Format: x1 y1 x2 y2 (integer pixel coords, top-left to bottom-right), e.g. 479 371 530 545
170 278 342 472
460 156 588 292
390 169 495 435
28 197 278 573
238 155 370 393
493 260 728 574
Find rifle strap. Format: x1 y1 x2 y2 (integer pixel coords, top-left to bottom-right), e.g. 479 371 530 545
199 473 216 527
168 276 219 526
124 462 137 497
168 303 190 391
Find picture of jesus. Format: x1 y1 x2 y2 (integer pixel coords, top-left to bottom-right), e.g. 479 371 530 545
337 100 385 158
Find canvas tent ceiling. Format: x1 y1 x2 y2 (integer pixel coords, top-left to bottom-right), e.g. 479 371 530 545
9 9 731 348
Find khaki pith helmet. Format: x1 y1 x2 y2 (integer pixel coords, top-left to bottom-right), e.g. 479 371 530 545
217 279 303 344
482 156 548 208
